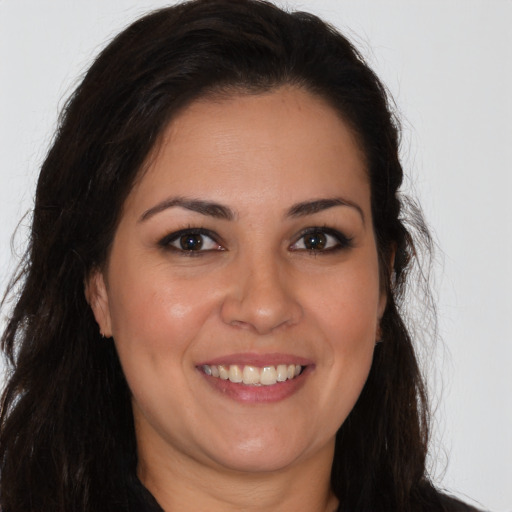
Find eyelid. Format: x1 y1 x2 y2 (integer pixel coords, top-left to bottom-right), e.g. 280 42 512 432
156 226 352 254
158 227 224 252
289 226 353 252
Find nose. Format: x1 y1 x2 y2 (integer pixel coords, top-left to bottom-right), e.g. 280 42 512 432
220 254 303 335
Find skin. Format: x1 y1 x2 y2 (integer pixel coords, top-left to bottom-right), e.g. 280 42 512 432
88 87 386 512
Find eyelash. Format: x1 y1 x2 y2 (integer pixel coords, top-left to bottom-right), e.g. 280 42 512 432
290 227 353 254
158 227 223 255
157 226 353 255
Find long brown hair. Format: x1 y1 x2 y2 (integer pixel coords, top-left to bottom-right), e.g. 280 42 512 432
1 1 439 510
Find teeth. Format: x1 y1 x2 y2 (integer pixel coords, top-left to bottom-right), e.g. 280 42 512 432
260 366 277 385
242 365 260 385
276 364 287 382
218 365 229 380
228 365 243 383
201 364 304 385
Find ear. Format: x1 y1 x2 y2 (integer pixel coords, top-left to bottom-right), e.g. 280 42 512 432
376 245 396 341
376 288 387 344
85 270 112 338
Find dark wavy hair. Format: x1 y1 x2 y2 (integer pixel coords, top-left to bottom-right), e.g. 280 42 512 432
0 1 449 511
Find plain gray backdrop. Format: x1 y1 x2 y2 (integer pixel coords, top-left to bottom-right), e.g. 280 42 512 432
1 1 511 510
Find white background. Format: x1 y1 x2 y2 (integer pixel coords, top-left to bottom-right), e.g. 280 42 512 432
0 1 510 510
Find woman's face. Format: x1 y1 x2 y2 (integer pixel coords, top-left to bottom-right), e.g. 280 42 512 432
89 87 385 476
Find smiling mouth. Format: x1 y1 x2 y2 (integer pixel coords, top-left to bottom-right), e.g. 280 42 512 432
200 364 305 386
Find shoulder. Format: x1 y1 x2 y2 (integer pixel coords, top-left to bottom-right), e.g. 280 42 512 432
438 492 486 512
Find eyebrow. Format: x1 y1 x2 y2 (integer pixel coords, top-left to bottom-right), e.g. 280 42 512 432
139 197 235 222
286 198 365 224
139 196 364 224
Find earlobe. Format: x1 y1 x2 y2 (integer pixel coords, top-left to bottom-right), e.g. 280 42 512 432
377 289 387 319
85 270 113 338
375 288 387 344
376 245 396 343
380 244 396 315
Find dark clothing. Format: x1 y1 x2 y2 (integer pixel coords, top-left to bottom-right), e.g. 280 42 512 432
126 479 163 512
438 493 484 512
128 478 484 512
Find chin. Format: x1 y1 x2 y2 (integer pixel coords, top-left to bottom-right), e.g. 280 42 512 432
203 428 326 474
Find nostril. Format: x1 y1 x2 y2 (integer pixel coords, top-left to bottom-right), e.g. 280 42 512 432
221 302 302 334
219 262 304 334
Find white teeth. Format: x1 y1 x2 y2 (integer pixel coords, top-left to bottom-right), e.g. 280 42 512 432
242 365 260 385
218 365 229 380
276 364 287 382
229 364 243 383
260 366 277 385
201 363 304 385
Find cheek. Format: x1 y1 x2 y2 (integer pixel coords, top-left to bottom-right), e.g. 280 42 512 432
298 278 378 444
107 267 223 429
304 256 380 404
107 263 222 363
310 263 381 342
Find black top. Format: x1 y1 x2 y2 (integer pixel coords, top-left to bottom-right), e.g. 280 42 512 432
127 478 484 512
438 493 484 512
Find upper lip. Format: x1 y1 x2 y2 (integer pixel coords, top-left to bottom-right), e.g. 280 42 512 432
196 352 314 367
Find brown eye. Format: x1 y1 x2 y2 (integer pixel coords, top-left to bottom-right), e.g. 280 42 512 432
290 227 353 253
179 233 204 251
159 228 224 254
303 232 327 250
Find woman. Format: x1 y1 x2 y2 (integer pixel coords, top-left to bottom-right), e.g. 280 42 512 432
0 1 484 511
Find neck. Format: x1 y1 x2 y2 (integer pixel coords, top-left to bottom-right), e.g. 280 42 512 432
137 439 338 512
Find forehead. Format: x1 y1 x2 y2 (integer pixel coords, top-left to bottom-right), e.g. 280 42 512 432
127 86 369 217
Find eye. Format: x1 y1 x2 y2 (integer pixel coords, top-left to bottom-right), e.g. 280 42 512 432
290 227 352 253
159 228 223 253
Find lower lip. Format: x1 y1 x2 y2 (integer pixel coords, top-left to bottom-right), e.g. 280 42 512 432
199 367 311 403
